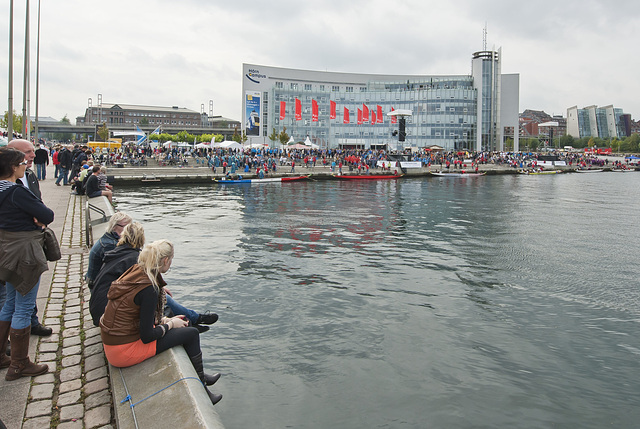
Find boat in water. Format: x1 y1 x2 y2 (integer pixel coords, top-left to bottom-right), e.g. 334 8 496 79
431 172 486 177
575 169 604 173
333 174 402 180
213 175 309 184
519 170 562 175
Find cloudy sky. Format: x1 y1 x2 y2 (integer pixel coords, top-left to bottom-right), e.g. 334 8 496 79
1 0 638 123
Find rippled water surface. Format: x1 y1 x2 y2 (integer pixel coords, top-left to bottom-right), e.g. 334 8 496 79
115 173 640 428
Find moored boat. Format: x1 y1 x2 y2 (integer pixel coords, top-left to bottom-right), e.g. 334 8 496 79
213 175 309 184
333 174 402 180
575 169 603 173
431 172 486 177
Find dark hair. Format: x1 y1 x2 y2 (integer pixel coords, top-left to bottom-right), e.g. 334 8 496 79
92 166 101 173
0 147 26 178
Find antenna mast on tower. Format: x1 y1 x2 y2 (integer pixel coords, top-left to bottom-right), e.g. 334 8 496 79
483 23 487 51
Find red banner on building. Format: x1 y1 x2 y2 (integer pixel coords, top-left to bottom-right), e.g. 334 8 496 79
357 108 363 124
391 107 397 124
295 98 302 121
330 100 336 119
371 111 376 124
312 99 318 122
362 104 369 123
279 101 286 120
343 107 350 124
377 105 383 123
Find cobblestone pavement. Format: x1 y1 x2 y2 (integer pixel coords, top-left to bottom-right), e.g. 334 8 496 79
24 194 114 429
0 163 115 429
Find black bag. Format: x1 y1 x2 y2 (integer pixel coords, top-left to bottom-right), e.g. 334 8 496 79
43 227 61 261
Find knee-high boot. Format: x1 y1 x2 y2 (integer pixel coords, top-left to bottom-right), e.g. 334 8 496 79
0 321 10 368
5 327 48 381
189 352 222 405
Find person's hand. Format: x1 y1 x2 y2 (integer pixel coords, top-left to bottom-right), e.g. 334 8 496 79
169 315 188 329
33 217 46 229
163 287 173 297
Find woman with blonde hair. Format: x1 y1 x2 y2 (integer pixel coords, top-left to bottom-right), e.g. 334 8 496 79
100 239 222 405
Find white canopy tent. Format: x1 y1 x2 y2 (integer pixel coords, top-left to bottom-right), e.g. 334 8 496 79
304 136 319 149
213 141 243 150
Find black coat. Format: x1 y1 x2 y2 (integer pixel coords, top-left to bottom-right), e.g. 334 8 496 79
58 149 72 169
89 244 140 326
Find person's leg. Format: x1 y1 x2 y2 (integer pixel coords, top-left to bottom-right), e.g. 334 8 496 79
165 295 199 325
4 280 48 381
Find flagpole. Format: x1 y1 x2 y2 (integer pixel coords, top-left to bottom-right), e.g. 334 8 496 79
7 0 14 139
22 0 30 140
34 0 41 142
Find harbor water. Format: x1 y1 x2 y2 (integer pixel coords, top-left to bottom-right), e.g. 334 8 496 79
115 172 640 428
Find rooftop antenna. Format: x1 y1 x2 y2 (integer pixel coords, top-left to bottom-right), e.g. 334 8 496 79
483 23 487 51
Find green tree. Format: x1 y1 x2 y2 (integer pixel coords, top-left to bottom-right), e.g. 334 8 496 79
268 127 278 145
559 134 575 148
53 115 73 142
232 126 241 143
97 122 109 142
1 111 23 135
140 117 149 126
278 127 290 147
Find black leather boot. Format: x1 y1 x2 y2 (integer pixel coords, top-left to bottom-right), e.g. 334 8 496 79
0 321 10 369
189 352 222 405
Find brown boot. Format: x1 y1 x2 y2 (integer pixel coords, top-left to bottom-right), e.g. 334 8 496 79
5 327 48 381
0 321 10 369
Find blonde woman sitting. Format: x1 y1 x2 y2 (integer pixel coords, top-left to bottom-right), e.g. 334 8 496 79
99 239 222 405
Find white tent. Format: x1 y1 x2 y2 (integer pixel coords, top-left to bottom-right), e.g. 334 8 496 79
304 136 319 149
162 141 176 148
246 143 269 149
195 143 211 149
215 141 243 150
287 136 295 145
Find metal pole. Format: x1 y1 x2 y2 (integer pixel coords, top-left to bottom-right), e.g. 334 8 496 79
7 0 14 139
34 0 40 142
22 0 30 140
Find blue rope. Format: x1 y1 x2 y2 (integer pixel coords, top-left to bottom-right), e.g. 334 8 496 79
120 376 203 408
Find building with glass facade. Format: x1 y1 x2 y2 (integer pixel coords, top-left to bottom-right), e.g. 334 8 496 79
567 105 631 139
242 49 519 152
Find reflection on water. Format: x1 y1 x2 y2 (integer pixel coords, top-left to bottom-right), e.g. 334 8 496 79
115 173 640 428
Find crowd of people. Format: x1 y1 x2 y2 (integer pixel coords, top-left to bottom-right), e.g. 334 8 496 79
0 139 223 406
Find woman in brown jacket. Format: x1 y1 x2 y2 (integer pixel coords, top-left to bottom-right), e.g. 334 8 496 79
99 239 222 405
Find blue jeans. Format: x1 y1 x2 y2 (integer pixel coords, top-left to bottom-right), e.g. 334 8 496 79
55 167 69 185
0 279 40 329
35 163 46 180
54 164 60 178
166 295 198 325
0 282 6 312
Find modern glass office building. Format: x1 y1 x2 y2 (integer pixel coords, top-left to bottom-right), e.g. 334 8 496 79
242 49 519 151
567 105 631 139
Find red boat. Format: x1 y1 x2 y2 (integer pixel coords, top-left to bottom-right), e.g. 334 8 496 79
334 174 402 180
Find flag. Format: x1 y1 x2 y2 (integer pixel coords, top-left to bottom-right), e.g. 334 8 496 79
391 107 397 124
295 98 302 121
280 101 286 120
343 107 350 124
371 111 376 124
151 125 162 135
136 125 147 144
377 105 383 123
362 104 369 123
357 108 362 125
312 99 318 122
330 101 336 119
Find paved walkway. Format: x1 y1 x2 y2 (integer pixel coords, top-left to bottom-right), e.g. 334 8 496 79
0 164 114 428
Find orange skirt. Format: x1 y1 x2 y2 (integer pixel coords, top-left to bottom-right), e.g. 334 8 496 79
103 339 157 368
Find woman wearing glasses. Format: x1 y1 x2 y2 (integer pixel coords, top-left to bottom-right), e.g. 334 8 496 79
0 147 55 380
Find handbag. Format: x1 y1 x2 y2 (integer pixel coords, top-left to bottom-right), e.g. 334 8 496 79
43 227 62 261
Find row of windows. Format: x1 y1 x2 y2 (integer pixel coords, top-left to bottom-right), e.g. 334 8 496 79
90 109 198 119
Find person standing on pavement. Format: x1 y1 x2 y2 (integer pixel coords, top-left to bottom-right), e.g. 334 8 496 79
0 147 54 380
51 146 60 179
34 145 49 180
2 139 54 337
55 145 72 186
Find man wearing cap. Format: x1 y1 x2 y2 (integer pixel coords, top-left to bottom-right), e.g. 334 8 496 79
1 139 54 337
